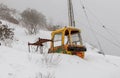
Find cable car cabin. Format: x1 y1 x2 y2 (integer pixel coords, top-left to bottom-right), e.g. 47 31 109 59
48 27 86 58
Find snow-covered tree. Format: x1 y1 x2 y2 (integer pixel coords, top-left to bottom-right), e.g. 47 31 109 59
0 3 19 24
21 8 47 34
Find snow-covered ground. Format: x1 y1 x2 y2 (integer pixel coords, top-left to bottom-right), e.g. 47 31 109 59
0 21 120 78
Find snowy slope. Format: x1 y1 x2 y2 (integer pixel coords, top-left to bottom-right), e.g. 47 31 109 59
0 21 120 78
1 46 120 78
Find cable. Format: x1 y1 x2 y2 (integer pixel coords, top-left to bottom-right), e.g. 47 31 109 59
79 2 120 45
79 0 104 54
94 30 120 48
86 7 120 46
79 22 120 53
103 26 120 37
103 27 120 45
79 0 120 53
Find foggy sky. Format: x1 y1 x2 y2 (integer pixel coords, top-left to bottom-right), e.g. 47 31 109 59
1 0 120 56
1 0 120 26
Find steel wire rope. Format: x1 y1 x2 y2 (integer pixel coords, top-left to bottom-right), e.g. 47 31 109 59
76 14 120 50
76 18 120 53
92 29 120 48
75 19 104 49
79 2 120 45
79 0 104 54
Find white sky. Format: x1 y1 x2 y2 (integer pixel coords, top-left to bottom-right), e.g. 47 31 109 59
1 0 120 26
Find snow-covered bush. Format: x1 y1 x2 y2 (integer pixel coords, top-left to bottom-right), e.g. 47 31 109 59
35 72 55 78
41 54 62 67
0 24 14 46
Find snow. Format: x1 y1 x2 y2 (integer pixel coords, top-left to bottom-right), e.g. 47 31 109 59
0 21 120 78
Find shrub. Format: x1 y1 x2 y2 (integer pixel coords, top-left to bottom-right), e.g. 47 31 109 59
35 72 55 78
41 54 62 67
0 24 14 45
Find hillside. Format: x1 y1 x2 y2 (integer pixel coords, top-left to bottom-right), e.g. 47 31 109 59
0 21 120 78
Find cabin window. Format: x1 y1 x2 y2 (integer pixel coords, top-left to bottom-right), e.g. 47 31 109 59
71 33 82 45
53 33 62 46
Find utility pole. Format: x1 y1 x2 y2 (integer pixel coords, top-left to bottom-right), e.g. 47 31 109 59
68 0 75 27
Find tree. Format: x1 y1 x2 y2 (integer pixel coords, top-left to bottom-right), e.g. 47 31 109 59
21 8 47 34
0 3 19 24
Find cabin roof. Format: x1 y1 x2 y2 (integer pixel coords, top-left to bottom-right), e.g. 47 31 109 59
51 26 81 35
